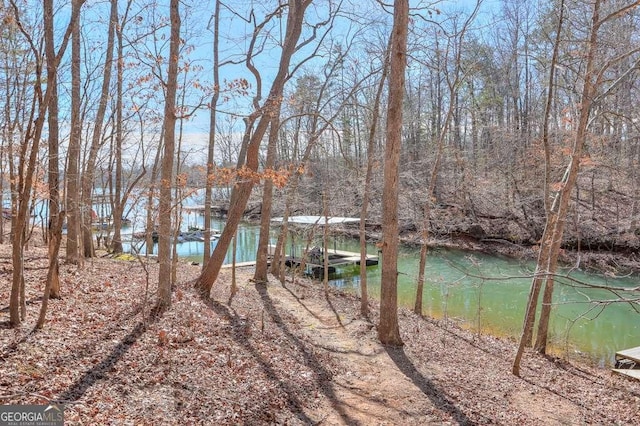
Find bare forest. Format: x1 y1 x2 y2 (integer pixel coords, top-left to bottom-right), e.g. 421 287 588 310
1 0 640 424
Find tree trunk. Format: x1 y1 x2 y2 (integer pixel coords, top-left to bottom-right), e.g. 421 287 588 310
45 20 61 299
322 192 329 292
378 0 408 347
254 111 281 283
514 0 605 373
512 0 565 376
80 0 116 258
203 0 221 266
270 204 289 280
360 39 390 318
144 126 164 257
230 232 238 301
414 236 428 315
9 0 81 326
65 0 83 264
415 1 479 316
171 106 187 287
196 0 311 298
157 0 181 311
532 0 606 353
111 0 125 254
36 213 64 329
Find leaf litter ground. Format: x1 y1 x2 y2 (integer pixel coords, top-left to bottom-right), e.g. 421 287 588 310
0 243 639 425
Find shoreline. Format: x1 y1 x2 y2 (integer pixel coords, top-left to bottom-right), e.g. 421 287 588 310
327 224 640 277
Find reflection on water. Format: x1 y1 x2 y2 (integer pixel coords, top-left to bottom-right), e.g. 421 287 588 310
124 212 640 366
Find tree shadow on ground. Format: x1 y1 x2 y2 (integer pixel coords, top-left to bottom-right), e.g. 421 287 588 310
519 369 639 423
56 321 147 403
419 315 513 362
385 346 481 425
324 292 344 327
56 299 160 403
0 297 43 313
278 280 326 323
279 279 346 328
0 328 32 362
549 355 636 392
253 282 360 425
205 297 318 425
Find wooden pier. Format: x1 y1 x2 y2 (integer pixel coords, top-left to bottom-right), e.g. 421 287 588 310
613 346 640 380
183 203 261 217
269 216 378 278
193 245 377 277
183 204 229 214
280 246 379 278
221 261 258 269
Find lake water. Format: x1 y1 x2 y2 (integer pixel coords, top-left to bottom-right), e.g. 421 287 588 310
128 215 639 366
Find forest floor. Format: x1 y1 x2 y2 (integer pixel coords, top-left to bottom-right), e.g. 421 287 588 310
1 242 639 425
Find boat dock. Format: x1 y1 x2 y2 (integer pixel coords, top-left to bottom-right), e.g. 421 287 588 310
613 346 640 380
281 246 379 278
192 245 378 278
183 204 230 214
268 215 377 278
183 203 261 217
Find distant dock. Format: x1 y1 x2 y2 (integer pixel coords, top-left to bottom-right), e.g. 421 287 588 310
183 203 261 217
269 216 378 278
183 204 229 214
281 246 379 278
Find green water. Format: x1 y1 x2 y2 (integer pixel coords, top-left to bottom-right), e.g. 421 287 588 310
332 240 639 365
174 220 640 366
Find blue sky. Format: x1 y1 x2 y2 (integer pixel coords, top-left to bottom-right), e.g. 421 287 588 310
173 0 503 162
40 0 503 164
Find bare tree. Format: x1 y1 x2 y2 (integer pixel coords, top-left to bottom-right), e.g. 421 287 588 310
157 0 181 311
203 0 221 264
7 0 82 326
513 0 640 374
43 0 70 300
414 2 481 315
110 0 131 254
65 0 85 264
253 110 281 283
80 0 117 259
378 0 408 346
512 0 565 376
360 39 390 317
196 0 312 297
